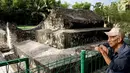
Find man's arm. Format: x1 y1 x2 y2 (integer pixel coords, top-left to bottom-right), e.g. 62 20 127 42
99 45 130 71
99 47 111 65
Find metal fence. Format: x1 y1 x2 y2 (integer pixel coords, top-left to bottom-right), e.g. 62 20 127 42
0 58 29 73
0 50 107 73
84 50 107 73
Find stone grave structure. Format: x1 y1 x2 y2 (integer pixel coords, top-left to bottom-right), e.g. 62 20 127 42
36 8 110 49
22 8 111 73
0 8 111 73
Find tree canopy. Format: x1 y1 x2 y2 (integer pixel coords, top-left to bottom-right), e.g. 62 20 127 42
0 0 70 25
72 2 91 10
0 0 130 33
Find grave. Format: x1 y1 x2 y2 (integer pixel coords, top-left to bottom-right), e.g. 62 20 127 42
36 8 110 49
15 8 110 73
0 8 110 73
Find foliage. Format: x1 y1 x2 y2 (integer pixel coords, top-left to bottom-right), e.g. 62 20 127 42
0 0 130 33
117 10 130 33
93 1 130 33
60 2 70 8
93 2 104 17
0 0 62 25
72 2 91 10
17 25 35 30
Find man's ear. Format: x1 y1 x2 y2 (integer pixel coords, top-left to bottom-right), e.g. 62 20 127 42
118 36 122 43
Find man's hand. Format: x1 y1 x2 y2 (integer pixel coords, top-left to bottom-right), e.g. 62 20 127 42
99 47 108 56
94 45 109 55
99 45 109 55
94 45 111 65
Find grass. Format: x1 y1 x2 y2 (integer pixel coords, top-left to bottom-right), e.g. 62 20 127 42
17 26 35 30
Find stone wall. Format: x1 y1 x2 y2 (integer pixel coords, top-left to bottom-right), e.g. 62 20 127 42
0 21 40 43
0 29 8 51
36 28 110 49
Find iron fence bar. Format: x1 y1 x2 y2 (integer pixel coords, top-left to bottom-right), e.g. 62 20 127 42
0 57 30 73
80 50 86 73
25 58 30 73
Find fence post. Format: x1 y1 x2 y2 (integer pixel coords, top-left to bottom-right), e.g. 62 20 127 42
25 58 30 73
80 50 86 73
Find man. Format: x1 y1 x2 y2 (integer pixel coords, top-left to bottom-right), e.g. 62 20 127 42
95 27 130 73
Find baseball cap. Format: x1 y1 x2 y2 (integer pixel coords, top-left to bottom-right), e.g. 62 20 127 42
104 27 125 37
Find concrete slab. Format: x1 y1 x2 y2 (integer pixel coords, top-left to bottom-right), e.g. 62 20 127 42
14 40 106 69
14 40 77 69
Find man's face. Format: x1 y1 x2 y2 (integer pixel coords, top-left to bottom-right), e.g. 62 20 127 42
107 35 119 48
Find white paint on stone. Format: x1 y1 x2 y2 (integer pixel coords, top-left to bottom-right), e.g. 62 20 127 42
6 22 12 49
